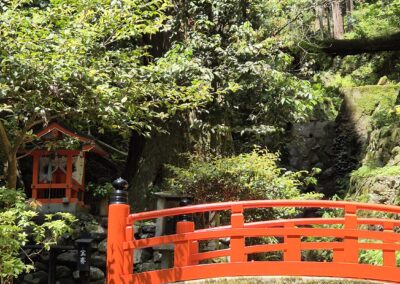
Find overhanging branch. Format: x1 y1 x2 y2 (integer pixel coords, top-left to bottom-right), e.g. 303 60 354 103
321 32 400 55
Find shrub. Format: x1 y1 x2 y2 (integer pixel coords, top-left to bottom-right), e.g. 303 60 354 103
0 187 75 283
164 149 322 223
166 149 320 203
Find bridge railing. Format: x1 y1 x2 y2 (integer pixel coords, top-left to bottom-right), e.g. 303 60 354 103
106 181 400 284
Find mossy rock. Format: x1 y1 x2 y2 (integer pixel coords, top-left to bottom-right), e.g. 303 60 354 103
342 85 399 116
351 165 400 178
349 167 400 204
337 85 399 156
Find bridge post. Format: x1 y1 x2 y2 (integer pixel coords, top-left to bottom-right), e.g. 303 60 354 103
174 198 195 268
284 221 301 261
344 204 358 263
230 204 245 262
174 221 195 267
383 221 396 267
107 178 130 284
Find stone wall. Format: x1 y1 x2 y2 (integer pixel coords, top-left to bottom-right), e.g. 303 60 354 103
343 85 400 203
21 213 160 284
285 85 400 200
286 121 337 195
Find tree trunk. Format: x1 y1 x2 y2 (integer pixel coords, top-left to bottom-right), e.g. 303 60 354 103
315 5 325 38
345 0 354 31
6 153 17 189
0 121 16 188
321 32 400 55
326 5 332 37
331 0 344 39
123 131 146 181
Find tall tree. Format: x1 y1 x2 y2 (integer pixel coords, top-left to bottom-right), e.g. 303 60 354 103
345 0 354 31
331 0 344 39
0 0 211 188
158 0 325 152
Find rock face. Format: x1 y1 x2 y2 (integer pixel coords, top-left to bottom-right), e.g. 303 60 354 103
341 85 400 203
350 176 400 204
286 85 400 200
286 121 337 195
287 121 336 170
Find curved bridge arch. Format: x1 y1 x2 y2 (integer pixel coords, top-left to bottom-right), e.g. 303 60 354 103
107 200 400 283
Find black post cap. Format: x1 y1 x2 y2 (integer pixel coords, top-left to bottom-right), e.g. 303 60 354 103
110 177 129 204
112 177 129 190
179 197 192 221
179 198 191 207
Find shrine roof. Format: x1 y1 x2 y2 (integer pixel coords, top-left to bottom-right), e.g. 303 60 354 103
33 122 108 157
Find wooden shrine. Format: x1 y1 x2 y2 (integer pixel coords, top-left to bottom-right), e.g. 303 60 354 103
29 122 107 207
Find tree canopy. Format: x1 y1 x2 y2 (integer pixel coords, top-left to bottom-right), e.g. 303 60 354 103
0 0 211 188
1 0 400 188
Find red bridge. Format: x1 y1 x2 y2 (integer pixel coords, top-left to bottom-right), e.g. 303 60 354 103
106 189 400 283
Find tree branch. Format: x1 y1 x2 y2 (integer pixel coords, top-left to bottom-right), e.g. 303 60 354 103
272 4 316 37
27 113 67 130
89 136 128 156
12 114 37 154
0 120 12 155
320 32 400 55
17 146 39 160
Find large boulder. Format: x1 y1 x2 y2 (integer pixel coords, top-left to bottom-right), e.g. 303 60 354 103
90 267 105 281
56 250 78 265
73 267 105 281
91 251 106 269
56 265 72 279
90 225 107 241
97 239 107 253
23 271 48 284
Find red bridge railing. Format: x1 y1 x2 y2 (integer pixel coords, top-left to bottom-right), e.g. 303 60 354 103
106 181 400 283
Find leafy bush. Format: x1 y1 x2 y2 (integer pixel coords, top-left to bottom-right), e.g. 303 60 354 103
359 245 400 266
0 187 75 282
164 149 322 259
165 149 321 204
346 0 400 39
164 149 322 227
86 182 114 199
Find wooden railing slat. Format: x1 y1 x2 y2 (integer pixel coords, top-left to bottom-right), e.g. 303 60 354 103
108 200 400 284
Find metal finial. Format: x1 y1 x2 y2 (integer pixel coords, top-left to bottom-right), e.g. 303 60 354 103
180 198 192 221
110 177 129 204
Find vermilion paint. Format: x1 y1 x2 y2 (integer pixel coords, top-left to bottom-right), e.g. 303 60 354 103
107 200 400 283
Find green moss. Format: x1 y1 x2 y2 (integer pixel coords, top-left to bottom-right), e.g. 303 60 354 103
343 85 399 115
351 165 400 178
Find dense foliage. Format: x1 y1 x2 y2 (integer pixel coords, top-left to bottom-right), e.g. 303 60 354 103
346 0 400 38
0 187 75 282
0 0 211 188
1 0 400 279
165 149 321 205
161 0 327 151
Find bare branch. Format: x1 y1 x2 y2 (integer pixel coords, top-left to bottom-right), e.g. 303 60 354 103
89 136 128 156
17 147 39 160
